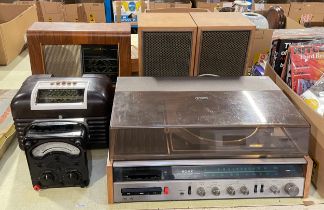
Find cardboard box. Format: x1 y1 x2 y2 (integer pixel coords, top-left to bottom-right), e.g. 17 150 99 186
172 2 192 8
148 2 169 9
249 17 304 67
37 1 65 22
0 4 37 65
14 0 37 6
289 2 324 23
196 2 220 12
1 0 16 3
78 2 106 22
265 63 324 197
306 22 324 27
0 125 15 161
253 3 290 16
23 0 43 21
80 0 103 2
64 3 80 22
194 1 234 12
148 1 192 9
37 1 105 23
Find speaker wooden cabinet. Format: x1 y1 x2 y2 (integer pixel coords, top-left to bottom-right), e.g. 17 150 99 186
138 13 255 77
27 22 132 76
190 12 256 76
138 13 197 76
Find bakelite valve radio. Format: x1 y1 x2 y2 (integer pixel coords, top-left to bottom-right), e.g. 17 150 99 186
11 74 114 189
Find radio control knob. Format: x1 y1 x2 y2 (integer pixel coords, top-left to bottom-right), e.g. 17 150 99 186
270 185 280 194
75 140 81 146
40 172 55 186
284 183 299 197
196 187 206 197
24 141 32 149
240 186 249 195
211 187 220 196
227 186 235 196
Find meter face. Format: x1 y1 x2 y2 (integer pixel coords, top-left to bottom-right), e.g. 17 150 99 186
31 142 80 158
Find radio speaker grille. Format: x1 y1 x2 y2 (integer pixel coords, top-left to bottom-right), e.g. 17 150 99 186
198 31 251 76
142 31 193 76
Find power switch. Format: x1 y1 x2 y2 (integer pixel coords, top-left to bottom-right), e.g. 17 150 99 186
164 187 169 195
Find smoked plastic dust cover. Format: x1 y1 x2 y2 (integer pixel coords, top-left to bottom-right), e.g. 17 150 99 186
110 77 310 161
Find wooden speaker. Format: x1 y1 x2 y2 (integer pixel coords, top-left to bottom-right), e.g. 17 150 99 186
191 12 256 76
138 13 197 76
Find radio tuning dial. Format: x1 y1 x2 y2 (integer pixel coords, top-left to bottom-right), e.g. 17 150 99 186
227 186 235 196
196 187 206 197
270 185 280 194
240 186 249 195
211 187 220 196
284 183 299 197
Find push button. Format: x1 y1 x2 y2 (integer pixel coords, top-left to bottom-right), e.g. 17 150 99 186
254 185 258 193
164 187 169 195
188 186 192 195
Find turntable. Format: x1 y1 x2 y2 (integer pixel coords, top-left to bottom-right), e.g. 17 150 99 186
108 77 312 203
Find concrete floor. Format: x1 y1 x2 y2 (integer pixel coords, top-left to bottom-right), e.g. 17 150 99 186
1 50 324 210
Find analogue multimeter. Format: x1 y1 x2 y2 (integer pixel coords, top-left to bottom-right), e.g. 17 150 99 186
23 120 90 190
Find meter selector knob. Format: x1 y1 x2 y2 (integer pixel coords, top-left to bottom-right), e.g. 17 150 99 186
227 186 236 196
284 183 299 197
211 187 220 196
270 185 280 194
196 187 206 197
40 172 55 186
63 171 81 185
240 186 249 195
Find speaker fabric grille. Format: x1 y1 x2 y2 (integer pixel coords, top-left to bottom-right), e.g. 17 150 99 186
142 31 192 76
198 31 250 76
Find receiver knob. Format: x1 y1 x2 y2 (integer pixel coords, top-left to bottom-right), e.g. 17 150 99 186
211 187 220 196
196 187 206 197
240 186 249 195
270 185 280 194
227 186 235 196
284 183 299 197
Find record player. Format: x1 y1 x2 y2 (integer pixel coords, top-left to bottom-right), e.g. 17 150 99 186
108 77 312 203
